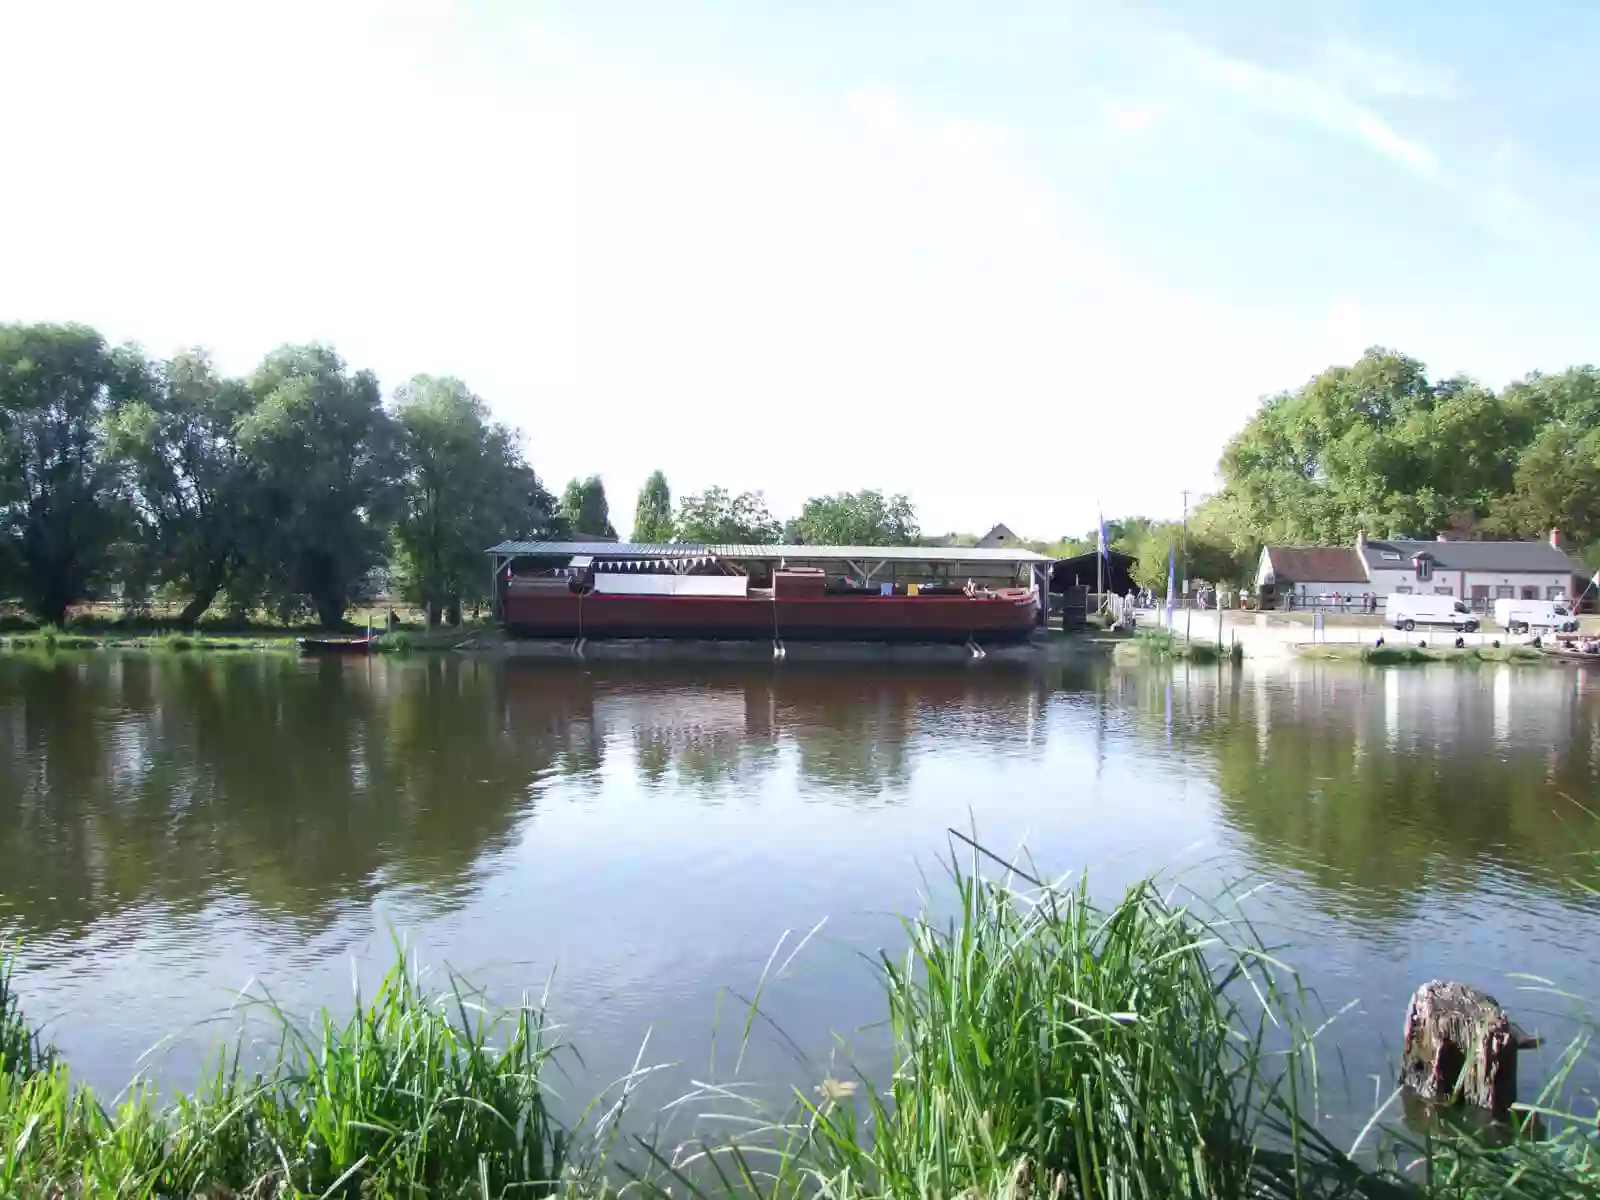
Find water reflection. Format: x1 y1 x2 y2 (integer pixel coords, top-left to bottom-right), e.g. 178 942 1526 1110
3 653 1600 1129
0 657 1067 940
1142 663 1600 919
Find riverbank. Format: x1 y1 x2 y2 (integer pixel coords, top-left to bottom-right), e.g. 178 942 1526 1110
4 860 1594 1198
1294 642 1552 665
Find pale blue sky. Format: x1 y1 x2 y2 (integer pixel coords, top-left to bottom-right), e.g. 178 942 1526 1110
2 1 1595 536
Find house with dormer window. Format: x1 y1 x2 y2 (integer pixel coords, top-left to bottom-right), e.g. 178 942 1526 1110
1256 529 1589 611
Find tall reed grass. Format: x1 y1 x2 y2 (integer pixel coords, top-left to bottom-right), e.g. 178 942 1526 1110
0 951 590 1197
2 854 1596 1198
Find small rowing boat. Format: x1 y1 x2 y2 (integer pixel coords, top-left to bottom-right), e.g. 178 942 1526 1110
1541 643 1600 665
296 635 379 655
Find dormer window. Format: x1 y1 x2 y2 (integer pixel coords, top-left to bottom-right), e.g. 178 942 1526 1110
1413 553 1434 581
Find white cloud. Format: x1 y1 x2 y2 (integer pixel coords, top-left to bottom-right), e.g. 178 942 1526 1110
1321 39 1458 101
1182 42 1440 179
1105 101 1171 135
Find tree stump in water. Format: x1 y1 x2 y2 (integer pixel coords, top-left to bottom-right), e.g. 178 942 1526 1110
1401 980 1535 1117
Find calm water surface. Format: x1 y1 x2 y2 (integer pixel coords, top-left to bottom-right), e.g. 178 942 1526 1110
3 653 1599 1136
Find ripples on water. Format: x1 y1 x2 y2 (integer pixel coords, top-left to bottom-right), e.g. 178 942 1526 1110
1 653 1598 1134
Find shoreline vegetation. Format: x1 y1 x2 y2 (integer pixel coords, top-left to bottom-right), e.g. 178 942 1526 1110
1294 643 1550 665
1115 628 1242 665
4 853 1596 1198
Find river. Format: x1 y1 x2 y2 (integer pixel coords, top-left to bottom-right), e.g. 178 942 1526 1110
2 653 1598 1140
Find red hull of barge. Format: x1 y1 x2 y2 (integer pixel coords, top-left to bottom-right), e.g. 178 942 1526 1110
501 590 1038 644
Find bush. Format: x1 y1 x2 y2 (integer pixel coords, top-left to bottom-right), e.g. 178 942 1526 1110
376 630 414 654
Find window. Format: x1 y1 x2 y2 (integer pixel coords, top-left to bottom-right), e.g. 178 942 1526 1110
1381 552 1402 561
1521 585 1540 600
1495 585 1514 599
1395 585 1414 595
1414 556 1434 581
1433 586 1453 596
1470 585 1490 601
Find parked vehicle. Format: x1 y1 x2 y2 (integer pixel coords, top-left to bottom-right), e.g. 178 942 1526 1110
1492 598 1578 634
1384 594 1479 632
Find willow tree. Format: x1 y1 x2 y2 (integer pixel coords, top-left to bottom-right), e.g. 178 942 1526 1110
236 345 397 628
0 323 124 624
391 376 556 626
106 349 257 626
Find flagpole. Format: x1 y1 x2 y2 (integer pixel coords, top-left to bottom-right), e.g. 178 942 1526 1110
1096 506 1104 614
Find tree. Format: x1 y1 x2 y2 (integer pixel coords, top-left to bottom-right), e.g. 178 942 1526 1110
0 323 124 624
236 345 397 628
105 349 257 626
632 470 674 543
561 476 615 539
391 376 558 627
673 487 782 543
793 489 918 545
1215 348 1537 546
1123 520 1243 594
1486 368 1600 555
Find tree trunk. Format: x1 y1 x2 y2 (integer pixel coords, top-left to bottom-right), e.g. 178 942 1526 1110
447 594 461 626
177 563 227 629
1401 980 1535 1116
315 595 347 630
425 600 441 630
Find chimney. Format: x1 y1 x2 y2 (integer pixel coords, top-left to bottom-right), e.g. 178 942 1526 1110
1550 527 1561 548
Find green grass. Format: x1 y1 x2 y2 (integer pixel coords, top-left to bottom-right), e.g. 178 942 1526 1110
0 949 595 1198
1298 644 1552 666
3 856 1598 1198
376 630 416 654
1115 629 1237 665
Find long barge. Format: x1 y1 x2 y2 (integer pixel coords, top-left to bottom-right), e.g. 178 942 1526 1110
489 541 1051 645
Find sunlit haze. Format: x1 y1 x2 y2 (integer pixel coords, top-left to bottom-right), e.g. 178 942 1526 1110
3 0 1596 537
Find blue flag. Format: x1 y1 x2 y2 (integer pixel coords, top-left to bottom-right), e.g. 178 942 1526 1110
1097 514 1108 558
1165 544 1176 627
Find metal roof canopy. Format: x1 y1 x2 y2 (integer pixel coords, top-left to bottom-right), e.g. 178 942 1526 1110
487 539 1052 565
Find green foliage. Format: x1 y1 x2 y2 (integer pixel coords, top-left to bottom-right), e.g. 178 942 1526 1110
3 866 1600 1197
673 486 782 543
632 470 675 543
0 948 576 1198
0 323 125 625
561 475 616 539
105 348 256 626
0 948 49 1079
375 630 414 654
1211 350 1600 555
391 377 557 627
793 489 918 545
236 345 397 629
1117 628 1225 663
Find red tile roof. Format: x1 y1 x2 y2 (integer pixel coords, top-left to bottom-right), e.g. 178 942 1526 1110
1265 546 1368 583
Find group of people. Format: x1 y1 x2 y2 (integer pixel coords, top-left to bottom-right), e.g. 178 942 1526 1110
1283 591 1379 613
1121 586 1233 610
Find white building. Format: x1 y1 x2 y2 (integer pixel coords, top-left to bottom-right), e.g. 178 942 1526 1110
1254 546 1369 605
1256 529 1589 611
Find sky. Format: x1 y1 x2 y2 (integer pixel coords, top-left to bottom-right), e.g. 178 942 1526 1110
2 1 1597 539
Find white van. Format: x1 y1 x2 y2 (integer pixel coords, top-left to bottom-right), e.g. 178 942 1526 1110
1384 594 1479 632
1492 598 1577 634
